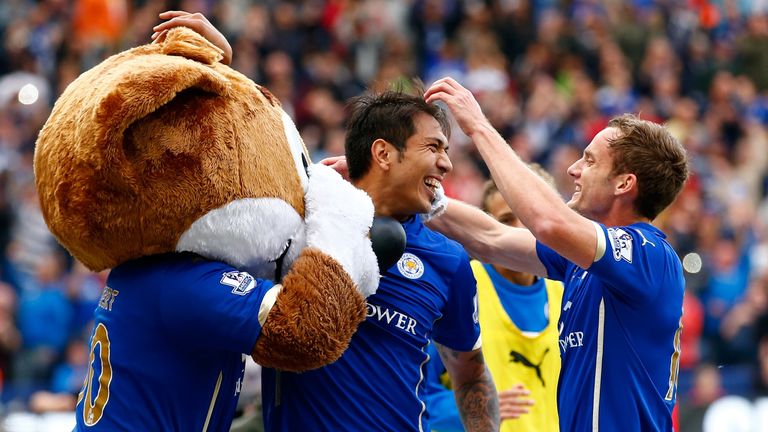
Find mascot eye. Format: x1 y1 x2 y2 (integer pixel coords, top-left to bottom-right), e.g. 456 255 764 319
301 153 309 177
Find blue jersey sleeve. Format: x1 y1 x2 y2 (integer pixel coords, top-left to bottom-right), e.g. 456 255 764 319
158 262 275 354
588 223 669 305
432 251 481 352
535 241 571 281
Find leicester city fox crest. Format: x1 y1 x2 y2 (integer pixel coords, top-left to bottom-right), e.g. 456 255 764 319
397 253 424 279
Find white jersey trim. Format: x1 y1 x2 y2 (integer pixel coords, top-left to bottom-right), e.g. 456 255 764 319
417 344 431 432
593 222 606 262
202 370 223 432
592 298 605 431
258 284 283 326
472 334 482 351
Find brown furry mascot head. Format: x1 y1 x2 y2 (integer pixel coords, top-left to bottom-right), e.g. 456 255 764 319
34 27 379 377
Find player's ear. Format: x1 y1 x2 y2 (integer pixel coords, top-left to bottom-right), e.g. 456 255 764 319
371 139 393 171
614 173 637 196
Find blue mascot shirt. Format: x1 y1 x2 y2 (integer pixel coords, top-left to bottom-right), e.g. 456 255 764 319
74 253 274 431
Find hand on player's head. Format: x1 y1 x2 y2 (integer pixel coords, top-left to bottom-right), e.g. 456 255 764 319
424 77 489 138
152 11 233 65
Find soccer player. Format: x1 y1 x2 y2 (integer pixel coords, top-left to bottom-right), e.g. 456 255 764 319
424 77 688 431
424 171 564 432
264 88 498 431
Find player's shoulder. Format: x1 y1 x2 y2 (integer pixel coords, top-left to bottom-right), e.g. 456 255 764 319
111 252 232 283
418 224 469 259
603 223 675 257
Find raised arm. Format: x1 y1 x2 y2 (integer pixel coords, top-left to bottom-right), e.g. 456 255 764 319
436 344 500 432
427 198 546 276
425 78 598 269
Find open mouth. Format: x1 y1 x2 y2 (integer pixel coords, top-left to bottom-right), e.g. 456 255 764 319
424 177 441 200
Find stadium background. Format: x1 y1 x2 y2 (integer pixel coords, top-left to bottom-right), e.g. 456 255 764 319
0 0 767 430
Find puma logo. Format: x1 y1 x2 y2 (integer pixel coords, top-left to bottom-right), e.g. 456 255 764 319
510 348 550 387
637 230 655 247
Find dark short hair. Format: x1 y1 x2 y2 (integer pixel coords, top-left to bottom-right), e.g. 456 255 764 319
606 114 689 220
345 86 450 181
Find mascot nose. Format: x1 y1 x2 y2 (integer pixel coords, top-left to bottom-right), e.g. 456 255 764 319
370 216 406 274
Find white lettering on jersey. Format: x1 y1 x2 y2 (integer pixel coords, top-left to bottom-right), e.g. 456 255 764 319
220 271 256 296
559 331 585 352
98 286 119 311
607 227 633 263
366 303 418 334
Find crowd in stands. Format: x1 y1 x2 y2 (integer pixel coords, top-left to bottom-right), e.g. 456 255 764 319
1 0 768 430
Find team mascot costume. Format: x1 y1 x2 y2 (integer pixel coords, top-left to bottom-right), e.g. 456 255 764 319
34 28 381 431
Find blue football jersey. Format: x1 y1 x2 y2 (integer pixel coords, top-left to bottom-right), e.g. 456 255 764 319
536 222 683 432
74 253 275 431
262 216 481 432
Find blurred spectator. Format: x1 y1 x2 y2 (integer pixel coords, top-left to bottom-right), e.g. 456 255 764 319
13 251 72 388
678 364 726 432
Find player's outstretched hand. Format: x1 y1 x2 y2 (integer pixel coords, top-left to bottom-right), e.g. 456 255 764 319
424 77 490 138
498 383 534 420
152 11 232 65
319 155 350 181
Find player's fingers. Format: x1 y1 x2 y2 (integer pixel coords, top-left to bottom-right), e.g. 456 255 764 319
500 387 531 397
437 76 461 90
151 30 169 43
500 406 530 419
500 394 534 406
424 90 452 105
152 16 205 33
424 80 455 98
159 10 192 19
318 156 345 166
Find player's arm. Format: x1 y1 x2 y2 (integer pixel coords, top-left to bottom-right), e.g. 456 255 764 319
428 198 546 276
425 78 598 269
436 344 500 432
152 11 232 65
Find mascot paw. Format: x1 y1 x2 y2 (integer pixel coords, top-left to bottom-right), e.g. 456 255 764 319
305 164 379 297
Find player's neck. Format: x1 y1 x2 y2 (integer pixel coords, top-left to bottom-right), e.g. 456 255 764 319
353 175 411 222
595 203 650 228
493 265 536 286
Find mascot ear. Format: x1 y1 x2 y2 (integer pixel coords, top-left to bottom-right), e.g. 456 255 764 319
34 27 233 271
91 28 230 172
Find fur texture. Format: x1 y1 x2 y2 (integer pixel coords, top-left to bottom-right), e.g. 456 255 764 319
34 27 379 371
253 248 366 371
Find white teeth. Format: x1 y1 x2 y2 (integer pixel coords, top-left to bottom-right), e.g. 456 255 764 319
424 178 440 189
